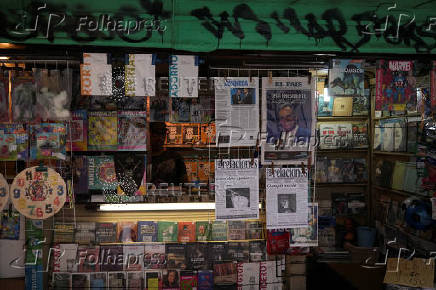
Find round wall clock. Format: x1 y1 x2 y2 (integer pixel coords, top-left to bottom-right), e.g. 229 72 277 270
10 167 67 219
0 173 9 212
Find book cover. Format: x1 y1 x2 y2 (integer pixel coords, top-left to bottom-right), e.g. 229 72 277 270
77 245 100 272
376 60 416 112
332 97 353 116
117 221 137 242
0 123 28 161
353 158 368 183
72 155 89 195
178 222 196 243
149 95 170 122
347 193 366 215
95 222 117 243
144 243 166 270
228 242 250 262
352 122 368 148
117 111 147 151
207 243 228 266
237 262 260 289
72 273 90 289
195 221 211 242
52 272 71 290
227 221 246 241
108 272 126 289
158 221 178 242
317 94 333 117
124 245 144 271
88 111 117 150
88 155 118 191
249 241 266 262
75 222 96 244
329 59 364 97
30 123 67 160
90 272 108 289
213 262 237 287
319 123 338 150
100 245 124 272
186 242 207 270
145 270 162 290
245 221 263 240
59 244 78 272
327 159 344 183
166 243 187 270
198 270 213 290
211 221 227 241
0 211 20 240
67 110 87 151
180 270 198 290
54 223 75 243
138 221 158 242
162 269 180 290
127 271 144 289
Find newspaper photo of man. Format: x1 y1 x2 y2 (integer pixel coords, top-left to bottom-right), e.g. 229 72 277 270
278 194 296 213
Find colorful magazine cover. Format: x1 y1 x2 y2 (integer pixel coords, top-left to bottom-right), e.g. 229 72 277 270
245 221 263 239
227 220 246 240
0 73 9 122
88 155 118 191
162 269 180 290
376 60 416 112
145 270 162 289
158 221 178 242
195 221 211 241
180 270 198 290
67 109 87 151
351 122 369 148
178 222 196 242
117 221 138 242
166 243 187 269
144 243 166 269
213 262 237 287
138 221 158 242
90 272 108 289
77 245 100 272
329 59 364 97
317 94 333 117
114 153 147 196
211 221 227 241
198 270 213 290
95 222 117 243
186 242 207 270
88 111 117 150
30 123 66 160
0 210 20 240
0 123 28 161
117 111 147 151
124 245 145 271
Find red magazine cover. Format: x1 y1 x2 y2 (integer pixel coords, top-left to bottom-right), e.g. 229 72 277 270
266 230 290 255
178 222 196 243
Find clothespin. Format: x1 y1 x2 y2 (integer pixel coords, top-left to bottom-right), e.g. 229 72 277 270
268 71 272 84
271 162 275 177
300 161 306 175
249 70 252 83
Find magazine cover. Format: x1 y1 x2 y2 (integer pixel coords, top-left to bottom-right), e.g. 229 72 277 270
213 262 237 287
144 243 166 269
318 123 354 149
178 222 196 243
75 222 96 244
245 221 263 239
380 118 406 152
266 230 290 255
249 241 266 262
88 156 118 191
198 270 214 290
117 221 137 242
200 123 216 145
52 272 71 290
11 73 35 122
352 122 369 148
186 242 207 270
182 124 201 145
198 161 214 182
211 221 227 241
0 123 28 161
289 203 318 247
88 111 118 151
124 245 144 271
195 221 211 241
77 245 100 272
180 270 198 290
72 273 90 289
145 270 162 289
0 73 9 122
165 123 183 145
100 245 124 272
66 110 87 151
158 221 178 242
376 60 416 112
138 221 158 242
184 160 198 183
162 269 181 290
95 222 117 243
30 123 67 160
262 77 315 165
0 211 20 240
228 242 250 262
90 272 108 289
329 59 364 97
149 95 170 122
114 153 147 196
353 88 369 116
237 262 260 289
59 244 78 272
125 54 155 97
227 220 246 240
166 243 187 270
72 155 88 195
317 94 333 117
117 111 147 151
108 272 126 289
127 271 144 289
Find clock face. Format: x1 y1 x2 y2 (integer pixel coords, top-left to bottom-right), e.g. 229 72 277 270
0 173 9 212
10 167 67 220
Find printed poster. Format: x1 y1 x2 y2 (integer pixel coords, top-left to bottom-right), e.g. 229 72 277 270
262 77 315 164
215 77 259 147
215 159 259 220
266 168 309 229
169 55 198 98
328 59 364 97
289 203 318 247
125 54 155 97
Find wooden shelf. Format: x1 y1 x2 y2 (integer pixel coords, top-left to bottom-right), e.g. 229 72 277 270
373 113 420 121
373 185 414 197
163 144 215 148
317 148 368 154
373 151 415 157
316 183 368 187
317 116 368 121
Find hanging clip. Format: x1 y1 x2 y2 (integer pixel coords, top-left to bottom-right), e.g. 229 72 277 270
268 71 272 84
300 161 306 175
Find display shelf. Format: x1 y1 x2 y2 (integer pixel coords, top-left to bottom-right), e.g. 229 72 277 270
373 185 414 197
98 239 266 245
317 116 369 121
315 183 368 187
317 148 368 154
373 151 415 157
373 113 421 121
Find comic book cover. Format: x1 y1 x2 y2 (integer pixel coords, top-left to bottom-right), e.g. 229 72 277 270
211 221 227 241
0 123 27 161
376 60 416 112
213 262 237 287
198 270 214 290
117 221 138 242
95 222 117 243
75 222 96 244
195 221 211 241
186 242 207 270
145 270 162 289
180 270 198 290
228 221 246 240
0 210 20 240
162 269 181 290
88 156 118 191
138 221 158 242
124 245 144 271
245 221 263 240
0 72 9 122
178 222 196 242
127 271 144 289
100 245 124 272
237 262 260 289
30 123 66 160
158 221 178 242
249 241 266 262
228 242 250 263
11 73 35 122
90 272 108 289
66 110 87 151
77 245 100 272
144 243 166 270
166 243 187 269
329 59 364 97
352 122 368 148
108 272 126 289
88 111 118 151
117 111 147 151
353 88 369 116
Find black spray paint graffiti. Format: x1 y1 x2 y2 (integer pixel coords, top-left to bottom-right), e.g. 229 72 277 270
0 0 435 52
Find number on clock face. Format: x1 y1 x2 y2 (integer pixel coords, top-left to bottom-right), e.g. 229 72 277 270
13 188 20 199
0 187 5 197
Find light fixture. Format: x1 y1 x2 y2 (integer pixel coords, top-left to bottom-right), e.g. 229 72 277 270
0 56 10 60
98 202 263 211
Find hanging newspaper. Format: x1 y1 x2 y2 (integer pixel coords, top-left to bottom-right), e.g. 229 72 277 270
215 159 259 220
289 203 318 247
266 168 309 229
215 77 259 147
261 77 315 165
125 54 155 97
169 55 199 98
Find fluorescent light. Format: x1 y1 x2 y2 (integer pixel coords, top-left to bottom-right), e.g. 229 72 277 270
0 56 10 60
99 202 216 211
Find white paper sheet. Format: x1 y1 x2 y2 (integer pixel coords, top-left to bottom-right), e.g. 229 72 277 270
169 55 198 98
